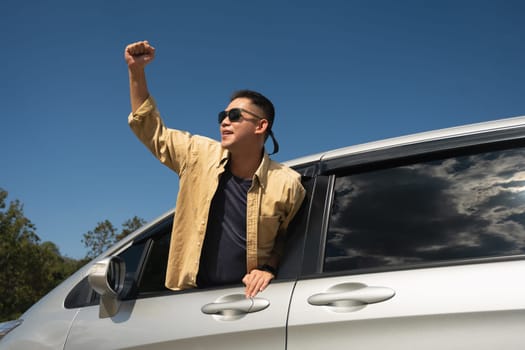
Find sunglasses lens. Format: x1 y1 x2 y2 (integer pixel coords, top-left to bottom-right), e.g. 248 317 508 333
228 109 241 122
218 111 227 124
218 109 243 123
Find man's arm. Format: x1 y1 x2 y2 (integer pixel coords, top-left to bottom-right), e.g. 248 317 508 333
124 41 156 113
243 176 306 298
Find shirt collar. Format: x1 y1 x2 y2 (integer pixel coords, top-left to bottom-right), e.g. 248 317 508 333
218 148 230 168
217 149 270 190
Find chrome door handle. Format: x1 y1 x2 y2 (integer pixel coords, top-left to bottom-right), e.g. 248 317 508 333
308 282 395 308
201 294 269 320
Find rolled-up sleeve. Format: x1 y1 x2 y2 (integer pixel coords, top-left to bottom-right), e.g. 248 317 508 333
128 96 192 176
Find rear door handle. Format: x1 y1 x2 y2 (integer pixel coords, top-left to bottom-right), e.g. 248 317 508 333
308 282 395 310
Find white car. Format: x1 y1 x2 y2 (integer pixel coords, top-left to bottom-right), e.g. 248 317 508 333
2 115 525 349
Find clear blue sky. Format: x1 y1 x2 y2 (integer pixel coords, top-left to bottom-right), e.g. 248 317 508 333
2 0 525 259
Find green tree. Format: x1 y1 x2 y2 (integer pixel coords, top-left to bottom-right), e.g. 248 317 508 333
82 220 117 259
0 188 40 320
0 188 80 321
82 216 146 259
117 216 146 241
33 242 81 294
0 188 146 321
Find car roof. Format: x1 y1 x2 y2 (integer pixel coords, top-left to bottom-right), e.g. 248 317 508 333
284 114 525 168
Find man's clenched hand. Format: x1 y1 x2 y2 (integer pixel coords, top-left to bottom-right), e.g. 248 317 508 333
125 40 156 69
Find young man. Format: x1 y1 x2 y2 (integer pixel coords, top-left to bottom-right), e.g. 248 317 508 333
125 41 305 297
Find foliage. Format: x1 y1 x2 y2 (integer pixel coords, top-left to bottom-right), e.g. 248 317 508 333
0 188 38 321
81 220 117 259
0 188 82 321
0 188 146 322
118 216 147 241
82 216 146 259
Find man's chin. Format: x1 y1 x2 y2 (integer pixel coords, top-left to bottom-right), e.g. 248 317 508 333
221 140 232 150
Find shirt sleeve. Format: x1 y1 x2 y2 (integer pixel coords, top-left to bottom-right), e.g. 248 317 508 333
282 177 306 232
267 175 306 268
128 96 193 176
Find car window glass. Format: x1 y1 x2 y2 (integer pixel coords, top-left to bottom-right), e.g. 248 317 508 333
64 275 97 308
324 145 525 273
138 231 171 294
118 241 148 297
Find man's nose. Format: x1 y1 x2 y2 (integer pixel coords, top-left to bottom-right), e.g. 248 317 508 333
221 117 232 126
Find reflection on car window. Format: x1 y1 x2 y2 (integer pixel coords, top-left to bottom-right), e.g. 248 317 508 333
325 146 525 272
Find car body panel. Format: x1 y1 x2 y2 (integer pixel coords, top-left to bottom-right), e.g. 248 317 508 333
0 266 90 349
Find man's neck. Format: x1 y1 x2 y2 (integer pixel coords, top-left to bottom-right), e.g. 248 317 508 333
228 150 264 180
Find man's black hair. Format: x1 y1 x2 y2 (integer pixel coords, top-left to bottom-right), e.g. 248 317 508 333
230 90 275 129
230 89 279 154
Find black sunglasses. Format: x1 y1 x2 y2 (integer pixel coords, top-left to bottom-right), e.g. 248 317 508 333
218 108 264 124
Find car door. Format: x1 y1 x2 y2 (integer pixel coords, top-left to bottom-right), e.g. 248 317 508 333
62 222 294 350
289 262 525 350
288 139 525 349
66 282 295 350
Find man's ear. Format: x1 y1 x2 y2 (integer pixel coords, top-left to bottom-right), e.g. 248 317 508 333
255 119 269 135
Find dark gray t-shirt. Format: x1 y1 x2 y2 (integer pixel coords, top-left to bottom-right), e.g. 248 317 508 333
197 167 252 288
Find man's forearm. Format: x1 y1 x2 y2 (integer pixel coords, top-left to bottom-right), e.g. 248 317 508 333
129 67 150 113
125 41 155 113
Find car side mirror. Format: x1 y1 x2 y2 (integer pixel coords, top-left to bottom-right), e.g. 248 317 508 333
87 256 126 318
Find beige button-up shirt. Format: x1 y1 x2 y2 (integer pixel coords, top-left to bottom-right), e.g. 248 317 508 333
129 97 305 290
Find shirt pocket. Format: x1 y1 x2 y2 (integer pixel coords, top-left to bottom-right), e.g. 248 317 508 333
258 215 281 253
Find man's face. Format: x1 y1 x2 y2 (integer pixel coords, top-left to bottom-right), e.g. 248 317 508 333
220 97 266 152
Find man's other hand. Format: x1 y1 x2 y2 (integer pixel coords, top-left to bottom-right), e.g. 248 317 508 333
242 269 275 298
